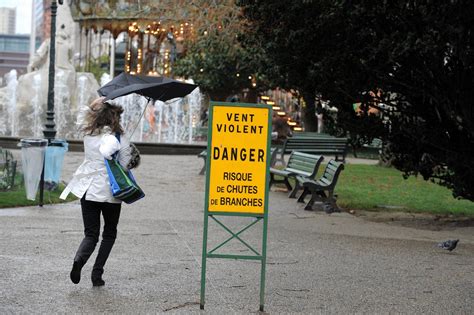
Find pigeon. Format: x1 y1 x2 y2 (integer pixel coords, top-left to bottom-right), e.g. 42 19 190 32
437 239 459 251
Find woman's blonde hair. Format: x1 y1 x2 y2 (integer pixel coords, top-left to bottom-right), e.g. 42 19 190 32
82 97 124 135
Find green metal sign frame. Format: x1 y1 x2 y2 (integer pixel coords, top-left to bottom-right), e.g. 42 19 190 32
200 101 272 312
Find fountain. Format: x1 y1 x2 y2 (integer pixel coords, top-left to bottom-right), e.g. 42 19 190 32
0 68 100 139
0 68 204 145
110 86 203 144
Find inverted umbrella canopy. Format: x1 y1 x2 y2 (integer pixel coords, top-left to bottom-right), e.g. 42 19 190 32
98 73 169 98
98 73 198 138
103 78 198 102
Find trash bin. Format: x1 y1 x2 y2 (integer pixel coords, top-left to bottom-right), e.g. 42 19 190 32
19 138 48 200
44 139 68 191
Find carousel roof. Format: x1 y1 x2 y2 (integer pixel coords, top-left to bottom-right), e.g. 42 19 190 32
70 0 241 38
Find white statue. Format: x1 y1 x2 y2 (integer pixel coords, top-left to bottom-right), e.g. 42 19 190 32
28 24 74 72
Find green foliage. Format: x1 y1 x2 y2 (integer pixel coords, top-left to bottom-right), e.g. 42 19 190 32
77 55 109 82
174 31 257 100
241 0 474 201
239 1 332 130
324 109 386 157
90 55 110 82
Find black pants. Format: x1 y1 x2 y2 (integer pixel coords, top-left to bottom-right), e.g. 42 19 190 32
74 196 121 278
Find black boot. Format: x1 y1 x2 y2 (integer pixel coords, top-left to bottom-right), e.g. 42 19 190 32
91 267 105 286
72 234 99 285
70 261 82 284
91 273 105 287
91 238 115 287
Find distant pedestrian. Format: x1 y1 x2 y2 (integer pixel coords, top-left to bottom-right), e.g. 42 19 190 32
315 101 324 133
272 112 292 144
60 97 133 286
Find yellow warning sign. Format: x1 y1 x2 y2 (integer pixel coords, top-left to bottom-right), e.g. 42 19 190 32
207 103 270 214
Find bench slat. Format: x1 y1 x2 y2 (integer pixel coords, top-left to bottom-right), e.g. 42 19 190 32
317 177 332 186
270 168 292 177
284 167 312 177
325 165 339 174
288 155 322 164
288 160 318 173
323 168 337 177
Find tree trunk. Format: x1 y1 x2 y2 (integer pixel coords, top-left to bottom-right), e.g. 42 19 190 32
302 91 317 132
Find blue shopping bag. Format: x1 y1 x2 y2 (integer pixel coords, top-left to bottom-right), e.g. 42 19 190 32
104 134 144 204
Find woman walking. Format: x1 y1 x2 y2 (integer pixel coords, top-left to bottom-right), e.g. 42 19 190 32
61 97 133 286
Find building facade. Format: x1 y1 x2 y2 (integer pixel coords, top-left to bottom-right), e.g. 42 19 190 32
0 35 30 78
0 7 16 35
33 0 45 42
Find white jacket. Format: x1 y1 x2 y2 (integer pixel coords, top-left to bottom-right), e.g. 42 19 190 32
60 129 132 203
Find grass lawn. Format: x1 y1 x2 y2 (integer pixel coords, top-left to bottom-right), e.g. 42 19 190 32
281 164 474 217
0 184 77 208
337 164 474 216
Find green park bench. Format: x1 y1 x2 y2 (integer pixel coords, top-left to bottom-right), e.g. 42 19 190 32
274 133 348 166
198 147 278 175
296 159 345 213
270 151 324 198
290 132 332 138
361 138 383 156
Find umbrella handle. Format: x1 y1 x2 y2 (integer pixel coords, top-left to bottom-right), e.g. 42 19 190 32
128 97 152 141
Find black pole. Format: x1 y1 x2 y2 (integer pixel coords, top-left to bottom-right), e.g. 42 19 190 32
79 26 83 70
87 30 92 72
39 0 62 207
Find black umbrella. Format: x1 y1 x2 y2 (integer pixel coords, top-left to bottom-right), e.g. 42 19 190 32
97 73 168 98
98 73 199 138
102 76 198 102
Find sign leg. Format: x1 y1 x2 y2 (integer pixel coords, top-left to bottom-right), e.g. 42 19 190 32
259 216 268 312
200 214 210 309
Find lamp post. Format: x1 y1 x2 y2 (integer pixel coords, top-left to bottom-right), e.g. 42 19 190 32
39 0 63 206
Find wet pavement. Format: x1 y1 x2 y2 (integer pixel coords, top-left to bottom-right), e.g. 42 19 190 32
1 151 473 314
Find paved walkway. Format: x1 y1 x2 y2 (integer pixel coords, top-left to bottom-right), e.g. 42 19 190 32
1 151 473 313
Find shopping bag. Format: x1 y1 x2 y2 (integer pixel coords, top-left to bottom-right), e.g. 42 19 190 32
105 157 145 204
104 133 144 204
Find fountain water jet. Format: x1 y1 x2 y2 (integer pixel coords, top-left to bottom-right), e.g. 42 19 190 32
55 69 73 138
30 73 43 137
0 70 18 136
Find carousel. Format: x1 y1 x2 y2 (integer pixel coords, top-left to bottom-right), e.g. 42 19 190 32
69 0 238 77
